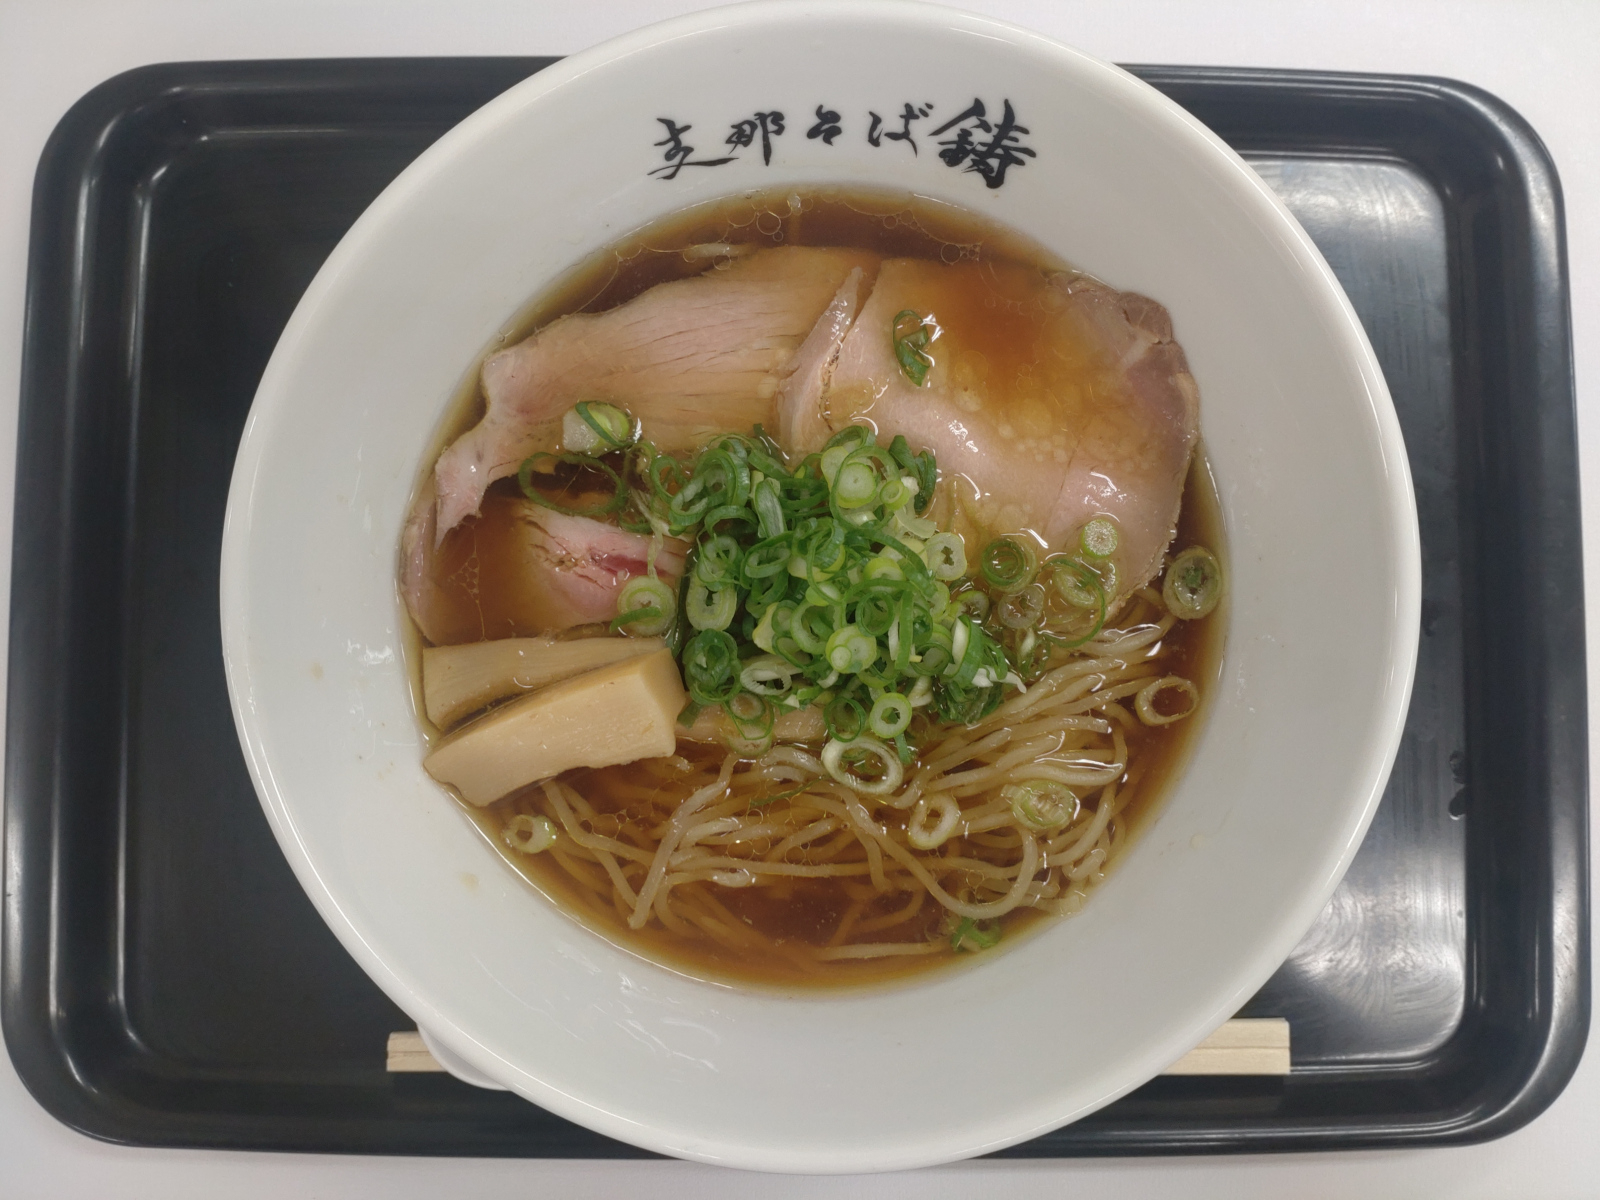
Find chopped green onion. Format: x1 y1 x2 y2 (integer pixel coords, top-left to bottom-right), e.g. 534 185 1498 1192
980 537 1038 593
825 623 878 674
822 424 874 453
863 554 905 582
611 574 675 637
516 451 628 518
1051 558 1097 608
504 814 559 854
950 916 1001 952
949 616 972 673
1002 780 1079 832
1164 546 1223 619
619 421 1045 744
789 596 830 654
954 589 990 621
1135 676 1199 725
725 690 776 753
893 506 937 540
819 445 850 486
922 532 967 580
869 693 913 738
824 694 867 741
852 592 896 638
997 582 1046 629
681 629 740 705
739 653 799 697
1047 559 1108 648
563 401 639 453
907 792 960 848
887 435 937 514
741 538 792 581
685 579 737 631
822 736 904 795
752 478 785 538
1079 517 1119 560
610 605 663 630
750 603 781 652
695 535 743 587
834 458 879 508
641 445 687 502
892 309 936 387
879 477 912 511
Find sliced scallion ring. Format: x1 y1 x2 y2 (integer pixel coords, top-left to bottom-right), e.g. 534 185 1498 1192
953 589 990 621
739 653 798 697
719 696 776 756
1079 517 1119 560
824 623 878 674
878 476 911 511
752 478 785 538
868 692 913 738
695 534 744 587
685 579 737 631
562 401 639 453
516 451 628 518
612 575 676 636
1002 780 1079 832
922 531 967 581
997 582 1046 629
980 536 1038 592
833 458 880 509
886 434 937 514
863 554 905 582
822 735 904 795
1046 559 1108 648
1135 676 1199 725
906 791 960 848
1163 546 1223 619
681 629 740 705
1050 558 1099 608
824 694 867 742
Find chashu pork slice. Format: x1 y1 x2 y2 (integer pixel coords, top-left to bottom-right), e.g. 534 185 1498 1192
774 265 869 455
401 478 686 645
778 257 1199 597
433 246 880 537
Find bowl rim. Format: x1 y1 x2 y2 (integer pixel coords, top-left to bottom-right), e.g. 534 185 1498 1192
220 0 1421 1171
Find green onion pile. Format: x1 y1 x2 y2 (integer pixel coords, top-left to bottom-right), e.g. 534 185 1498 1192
514 402 1220 797
656 421 1016 793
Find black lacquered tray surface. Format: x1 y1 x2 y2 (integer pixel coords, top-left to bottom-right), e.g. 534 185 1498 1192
3 59 1586 1156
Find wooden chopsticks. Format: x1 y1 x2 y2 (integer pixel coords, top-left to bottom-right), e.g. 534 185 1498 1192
387 1017 1290 1077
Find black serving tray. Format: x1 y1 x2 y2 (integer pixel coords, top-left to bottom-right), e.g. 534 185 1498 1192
3 59 1586 1158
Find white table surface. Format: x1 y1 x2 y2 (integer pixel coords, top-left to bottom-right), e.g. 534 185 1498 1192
1 1 1595 1195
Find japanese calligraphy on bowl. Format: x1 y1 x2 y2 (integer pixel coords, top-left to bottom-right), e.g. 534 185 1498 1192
650 98 1035 188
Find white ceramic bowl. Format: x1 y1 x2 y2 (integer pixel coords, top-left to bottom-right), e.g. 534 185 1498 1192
220 0 1419 1172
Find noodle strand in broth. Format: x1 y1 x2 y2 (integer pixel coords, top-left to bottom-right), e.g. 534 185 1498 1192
483 578 1213 982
